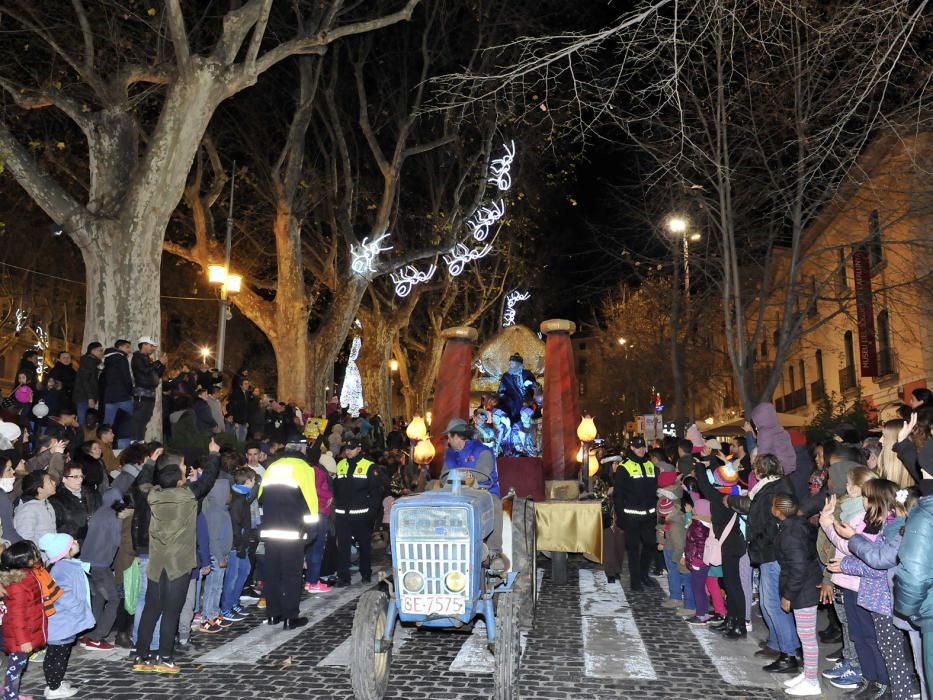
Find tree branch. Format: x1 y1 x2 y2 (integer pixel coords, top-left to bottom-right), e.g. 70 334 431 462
164 0 192 70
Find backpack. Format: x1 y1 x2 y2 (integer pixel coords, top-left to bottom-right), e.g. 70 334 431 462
703 512 738 567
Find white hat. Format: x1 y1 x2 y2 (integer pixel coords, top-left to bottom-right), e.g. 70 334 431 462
0 421 21 450
705 438 723 451
137 336 158 347
319 451 337 475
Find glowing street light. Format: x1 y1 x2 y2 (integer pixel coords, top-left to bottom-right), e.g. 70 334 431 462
200 347 211 362
667 216 688 234
390 359 399 372
617 337 627 346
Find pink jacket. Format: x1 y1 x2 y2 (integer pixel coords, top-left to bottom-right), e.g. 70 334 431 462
313 464 334 517
821 512 876 592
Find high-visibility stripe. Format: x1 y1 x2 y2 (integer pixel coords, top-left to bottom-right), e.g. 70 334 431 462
260 528 306 540
335 508 370 515
261 476 300 489
302 513 320 524
622 508 656 515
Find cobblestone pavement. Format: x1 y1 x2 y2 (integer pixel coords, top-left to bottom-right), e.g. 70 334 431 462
15 557 866 700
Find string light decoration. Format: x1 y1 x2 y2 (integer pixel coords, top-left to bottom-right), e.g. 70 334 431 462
33 325 49 379
443 242 493 277
14 308 27 333
502 290 531 327
340 334 365 418
350 233 393 276
488 140 515 191
468 200 505 242
391 264 437 298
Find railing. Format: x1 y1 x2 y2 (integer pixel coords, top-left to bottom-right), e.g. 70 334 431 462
784 388 808 411
810 379 826 402
774 396 785 413
839 365 858 392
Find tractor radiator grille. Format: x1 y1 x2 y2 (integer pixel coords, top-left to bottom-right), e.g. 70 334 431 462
397 540 471 595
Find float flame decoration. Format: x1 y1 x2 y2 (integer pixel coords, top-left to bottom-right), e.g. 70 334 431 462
350 233 393 276
502 290 531 327
443 242 493 277
488 140 515 192
340 335 364 418
468 199 505 242
391 264 437 298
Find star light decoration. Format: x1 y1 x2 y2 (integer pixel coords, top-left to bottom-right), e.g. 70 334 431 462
350 234 393 276
502 290 531 327
443 242 493 277
391 264 437 298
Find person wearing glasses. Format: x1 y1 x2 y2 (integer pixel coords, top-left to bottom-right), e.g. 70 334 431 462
50 465 91 543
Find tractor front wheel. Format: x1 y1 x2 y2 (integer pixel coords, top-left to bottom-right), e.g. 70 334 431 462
494 591 521 700
350 590 393 700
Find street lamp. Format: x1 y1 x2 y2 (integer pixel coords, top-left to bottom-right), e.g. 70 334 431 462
577 414 598 492
666 215 701 304
208 161 238 374
389 358 398 421
200 347 211 363
617 337 627 346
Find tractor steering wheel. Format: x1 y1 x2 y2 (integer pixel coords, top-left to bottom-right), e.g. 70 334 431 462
439 467 493 489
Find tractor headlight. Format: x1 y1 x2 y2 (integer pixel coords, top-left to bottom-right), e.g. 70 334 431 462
445 570 466 593
402 571 424 593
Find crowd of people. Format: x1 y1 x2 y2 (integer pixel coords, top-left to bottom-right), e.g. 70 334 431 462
0 340 428 699
596 387 933 699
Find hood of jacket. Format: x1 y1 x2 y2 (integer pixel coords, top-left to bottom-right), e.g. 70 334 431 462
750 402 797 474
828 459 861 495
103 349 127 365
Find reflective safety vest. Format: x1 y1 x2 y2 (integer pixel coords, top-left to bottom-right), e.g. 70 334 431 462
334 458 375 516
258 457 320 539
620 458 655 479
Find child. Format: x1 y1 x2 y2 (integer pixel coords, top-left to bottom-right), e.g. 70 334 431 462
1 540 48 700
682 499 726 624
772 494 822 696
658 476 693 611
220 467 256 621
200 452 234 631
134 440 220 673
832 481 920 700
38 533 95 699
820 466 888 694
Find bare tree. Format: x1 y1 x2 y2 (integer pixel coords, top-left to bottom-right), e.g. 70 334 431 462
441 0 932 413
0 0 421 356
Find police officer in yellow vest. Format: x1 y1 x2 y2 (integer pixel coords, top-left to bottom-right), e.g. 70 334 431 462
612 436 657 592
333 437 382 587
258 441 320 629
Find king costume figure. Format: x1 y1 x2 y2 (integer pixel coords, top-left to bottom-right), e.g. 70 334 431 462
497 352 538 425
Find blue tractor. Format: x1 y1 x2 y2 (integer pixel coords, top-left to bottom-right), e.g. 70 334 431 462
349 468 537 700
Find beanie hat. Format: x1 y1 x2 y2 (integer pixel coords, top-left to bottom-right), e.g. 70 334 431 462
658 498 675 516
38 532 74 564
693 499 711 519
658 471 677 489
712 461 741 495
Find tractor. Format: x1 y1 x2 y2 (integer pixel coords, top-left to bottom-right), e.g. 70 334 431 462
349 467 537 700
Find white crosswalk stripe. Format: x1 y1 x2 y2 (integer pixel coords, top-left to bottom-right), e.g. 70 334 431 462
686 624 776 688
196 576 380 664
318 623 413 667
578 569 657 680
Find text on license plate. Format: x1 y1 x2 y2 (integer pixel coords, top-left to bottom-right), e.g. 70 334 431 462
401 595 465 616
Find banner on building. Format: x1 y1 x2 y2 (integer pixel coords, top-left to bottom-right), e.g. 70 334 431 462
852 248 878 377
642 414 663 442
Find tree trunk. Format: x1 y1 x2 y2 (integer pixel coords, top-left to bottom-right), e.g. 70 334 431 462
357 324 392 420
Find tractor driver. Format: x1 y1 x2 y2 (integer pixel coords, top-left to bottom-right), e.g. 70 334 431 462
442 418 508 573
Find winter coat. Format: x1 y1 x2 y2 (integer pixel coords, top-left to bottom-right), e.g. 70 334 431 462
75 453 109 514
81 467 138 569
193 512 210 581
314 463 334 518
726 476 794 566
46 559 95 643
49 487 91 542
0 492 22 544
101 349 133 404
142 454 220 582
660 508 688 572
895 495 933 629
749 403 796 474
895 437 933 496
130 351 164 395
1 569 47 652
775 515 822 610
130 467 153 555
685 518 710 570
194 399 217 433
72 353 101 405
203 473 233 560
13 497 57 545
230 488 255 558
696 467 746 557
227 388 250 425
48 362 76 399
843 517 904 617
821 508 869 592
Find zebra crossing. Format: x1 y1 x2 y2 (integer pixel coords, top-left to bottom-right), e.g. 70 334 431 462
194 563 776 691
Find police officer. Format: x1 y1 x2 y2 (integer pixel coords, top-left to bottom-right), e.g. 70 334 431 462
258 441 320 629
333 437 382 587
612 436 657 591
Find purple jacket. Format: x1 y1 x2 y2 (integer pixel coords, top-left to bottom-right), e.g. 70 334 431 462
685 519 710 571
843 518 906 624
750 403 796 475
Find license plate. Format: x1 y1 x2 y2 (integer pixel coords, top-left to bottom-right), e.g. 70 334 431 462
401 595 465 616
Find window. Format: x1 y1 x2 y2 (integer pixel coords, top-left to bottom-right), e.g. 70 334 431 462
868 210 884 270
877 309 894 375
840 331 857 392
815 350 824 381
788 365 796 392
844 331 855 367
836 248 849 292
808 276 819 318
773 330 780 356
798 359 806 388
760 340 768 361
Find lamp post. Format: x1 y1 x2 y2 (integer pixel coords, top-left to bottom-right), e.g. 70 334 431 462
389 358 398 423
577 414 598 492
666 215 702 306
208 163 240 373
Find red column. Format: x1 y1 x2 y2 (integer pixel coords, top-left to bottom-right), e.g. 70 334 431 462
430 326 477 474
540 319 579 480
